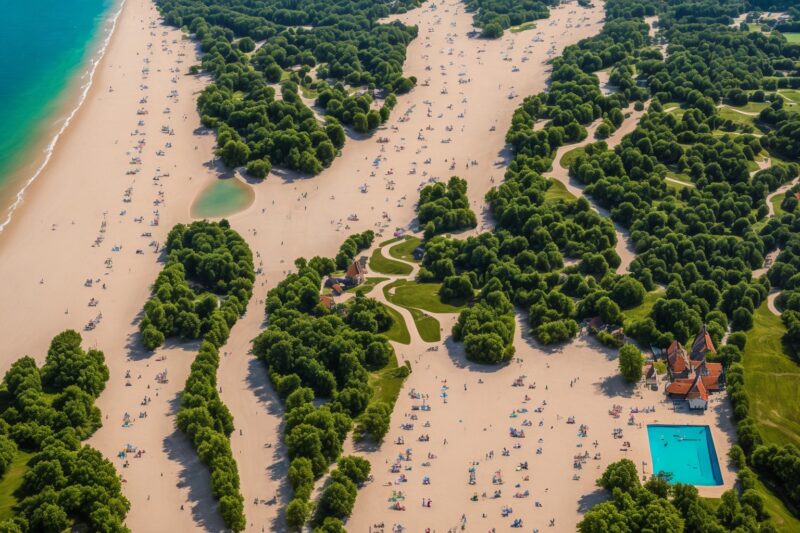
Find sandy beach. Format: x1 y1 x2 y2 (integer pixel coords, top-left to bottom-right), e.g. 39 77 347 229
0 0 223 529
0 0 736 531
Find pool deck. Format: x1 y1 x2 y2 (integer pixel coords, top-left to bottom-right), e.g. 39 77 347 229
620 386 736 497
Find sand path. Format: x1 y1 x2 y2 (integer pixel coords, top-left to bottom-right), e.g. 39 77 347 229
767 290 782 316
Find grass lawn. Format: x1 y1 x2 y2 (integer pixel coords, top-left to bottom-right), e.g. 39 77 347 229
623 289 664 325
718 106 758 128
783 33 800 44
559 147 586 169
385 280 468 313
369 353 409 409
379 236 401 247
510 21 536 33
666 106 686 119
345 276 388 295
544 179 576 203
369 248 413 276
406 307 441 342
755 476 800 533
665 171 693 184
666 180 692 192
779 89 800 105
771 193 786 217
743 303 800 449
0 451 33 521
380 303 411 345
389 236 422 263
728 101 769 114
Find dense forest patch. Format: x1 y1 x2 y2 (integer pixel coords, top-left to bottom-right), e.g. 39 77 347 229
157 0 423 176
0 331 128 532
251 232 410 529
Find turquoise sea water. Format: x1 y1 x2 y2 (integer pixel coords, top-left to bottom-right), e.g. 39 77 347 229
647 424 723 486
0 0 115 190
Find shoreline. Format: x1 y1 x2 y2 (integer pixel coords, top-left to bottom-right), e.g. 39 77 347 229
0 0 126 234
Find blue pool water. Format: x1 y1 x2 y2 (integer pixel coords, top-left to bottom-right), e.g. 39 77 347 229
647 425 723 486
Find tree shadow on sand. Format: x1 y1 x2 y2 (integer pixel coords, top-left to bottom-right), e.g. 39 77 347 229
163 395 227 533
596 373 637 399
245 357 291 532
577 487 608 513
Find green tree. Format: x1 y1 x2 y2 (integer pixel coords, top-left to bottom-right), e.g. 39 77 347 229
219 140 250 168
619 344 644 383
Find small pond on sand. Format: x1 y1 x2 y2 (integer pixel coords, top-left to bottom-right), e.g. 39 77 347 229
191 178 254 218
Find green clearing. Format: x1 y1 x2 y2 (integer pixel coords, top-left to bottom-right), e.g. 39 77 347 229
544 179 577 203
755 476 800 533
380 303 411 345
385 280 469 313
345 276 388 295
771 193 786 217
779 89 800 105
718 106 758 128
665 171 692 184
300 85 318 100
622 289 664 324
666 180 692 192
389 237 422 263
559 146 586 169
510 21 536 33
0 451 33 521
369 248 413 276
406 307 441 342
666 106 686 119
783 32 800 44
369 353 409 408
728 101 769 114
379 236 401 247
743 303 800 449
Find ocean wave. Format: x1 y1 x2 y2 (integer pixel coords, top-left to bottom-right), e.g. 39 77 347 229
0 0 127 234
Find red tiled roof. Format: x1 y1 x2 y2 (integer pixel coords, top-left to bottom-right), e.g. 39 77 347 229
666 379 692 395
320 295 335 309
666 340 681 357
668 374 710 401
691 324 716 360
668 346 688 374
701 375 720 392
705 362 722 377
687 375 708 401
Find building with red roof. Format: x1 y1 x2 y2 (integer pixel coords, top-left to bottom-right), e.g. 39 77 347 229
663 325 723 408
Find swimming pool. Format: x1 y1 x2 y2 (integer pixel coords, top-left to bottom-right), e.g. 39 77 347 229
647 425 723 486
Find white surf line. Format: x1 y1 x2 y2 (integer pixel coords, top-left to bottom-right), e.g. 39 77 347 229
0 0 127 234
